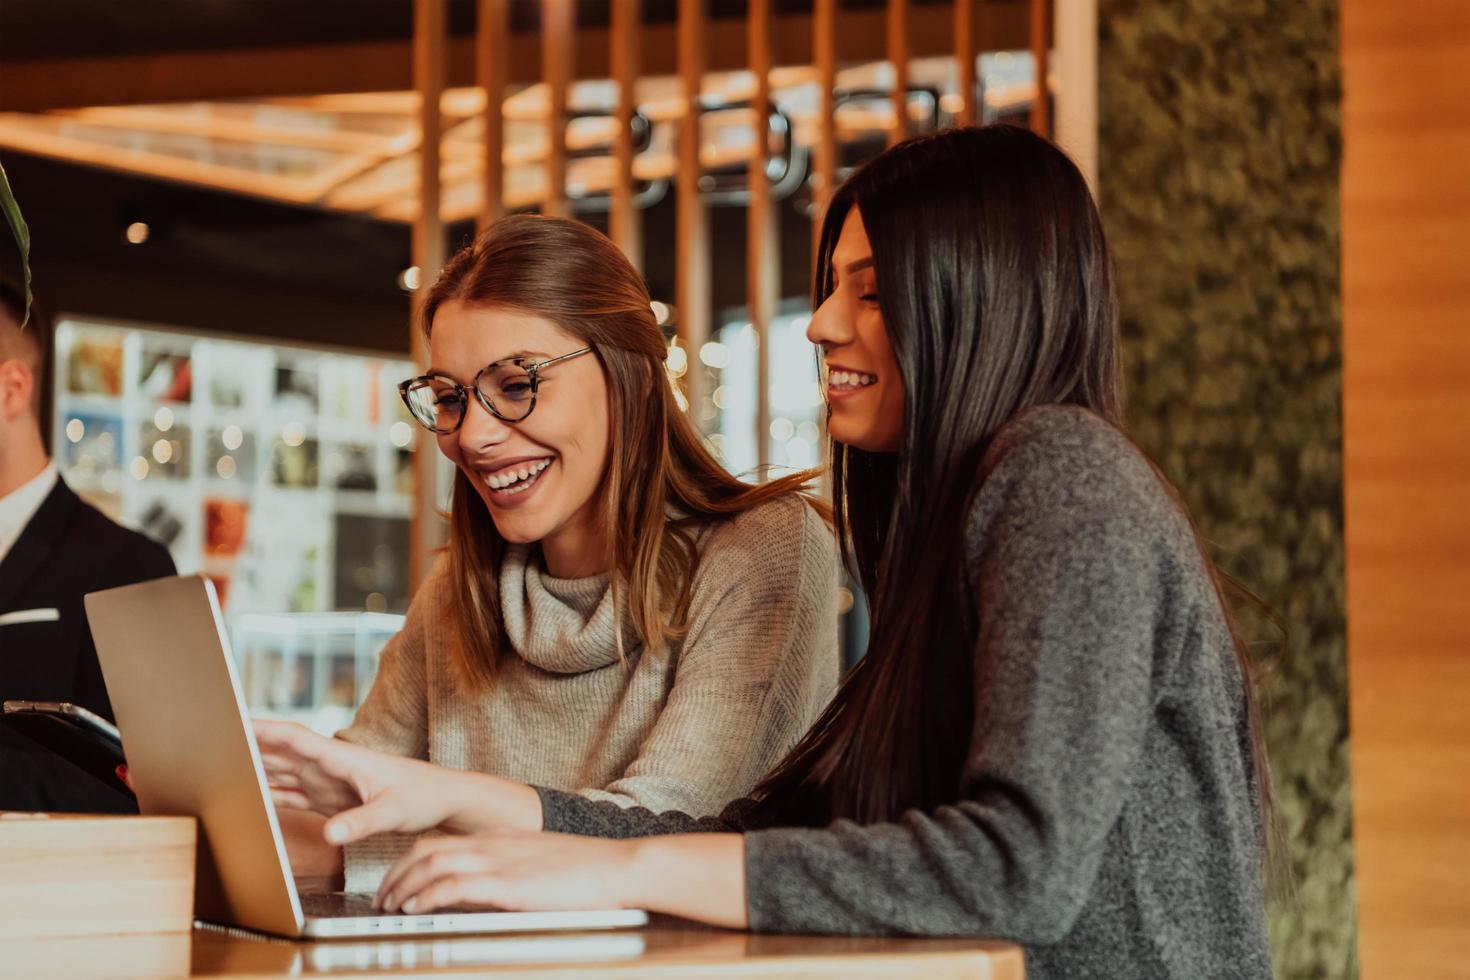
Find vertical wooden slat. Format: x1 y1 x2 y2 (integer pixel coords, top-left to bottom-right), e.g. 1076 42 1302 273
476 0 508 230
410 0 447 591
541 0 573 217
812 0 838 258
676 0 710 418
1053 0 1097 192
610 0 643 269
1029 0 1050 136
748 0 777 473
953 0 976 127
887 0 909 146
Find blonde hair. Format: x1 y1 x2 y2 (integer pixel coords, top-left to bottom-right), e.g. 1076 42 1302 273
424 214 828 686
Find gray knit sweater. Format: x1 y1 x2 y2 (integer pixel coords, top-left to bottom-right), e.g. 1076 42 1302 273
339 495 840 892
539 406 1273 980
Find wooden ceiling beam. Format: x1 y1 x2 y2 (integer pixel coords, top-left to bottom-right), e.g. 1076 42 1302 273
0 5 1029 112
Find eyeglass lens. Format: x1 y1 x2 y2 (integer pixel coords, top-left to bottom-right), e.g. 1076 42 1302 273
402 360 538 431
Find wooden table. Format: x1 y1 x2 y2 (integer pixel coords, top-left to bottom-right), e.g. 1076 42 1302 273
0 919 1024 979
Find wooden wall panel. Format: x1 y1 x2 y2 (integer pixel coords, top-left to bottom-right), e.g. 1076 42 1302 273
1342 1 1470 977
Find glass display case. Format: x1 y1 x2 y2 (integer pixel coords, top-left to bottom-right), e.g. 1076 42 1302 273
230 611 405 734
52 316 420 617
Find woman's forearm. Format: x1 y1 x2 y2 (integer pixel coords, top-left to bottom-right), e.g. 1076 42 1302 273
625 833 748 929
443 771 545 835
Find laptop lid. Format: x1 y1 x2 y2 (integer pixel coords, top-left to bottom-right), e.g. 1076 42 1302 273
88 575 651 942
86 575 306 936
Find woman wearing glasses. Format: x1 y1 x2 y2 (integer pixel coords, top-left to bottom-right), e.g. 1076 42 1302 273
274 213 839 892
259 127 1273 978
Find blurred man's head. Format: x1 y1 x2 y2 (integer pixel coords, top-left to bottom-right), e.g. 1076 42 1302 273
0 276 49 488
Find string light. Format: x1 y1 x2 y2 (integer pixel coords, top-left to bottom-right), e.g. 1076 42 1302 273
666 344 689 378
699 341 730 369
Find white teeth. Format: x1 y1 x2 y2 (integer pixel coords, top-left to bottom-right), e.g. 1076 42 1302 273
483 458 551 492
829 371 876 389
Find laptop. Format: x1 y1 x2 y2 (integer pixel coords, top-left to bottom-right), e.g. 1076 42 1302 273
85 574 648 940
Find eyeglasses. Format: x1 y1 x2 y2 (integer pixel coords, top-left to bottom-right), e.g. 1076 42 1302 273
398 347 593 433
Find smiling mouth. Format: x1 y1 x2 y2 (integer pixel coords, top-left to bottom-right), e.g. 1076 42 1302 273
479 457 553 495
827 370 877 391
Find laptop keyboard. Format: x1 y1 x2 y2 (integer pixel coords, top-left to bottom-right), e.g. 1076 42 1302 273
300 892 388 918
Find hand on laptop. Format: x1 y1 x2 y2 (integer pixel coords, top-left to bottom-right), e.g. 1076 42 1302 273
253 719 542 844
374 830 635 915
373 828 749 930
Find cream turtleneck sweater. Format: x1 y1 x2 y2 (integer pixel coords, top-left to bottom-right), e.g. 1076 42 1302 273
337 494 839 890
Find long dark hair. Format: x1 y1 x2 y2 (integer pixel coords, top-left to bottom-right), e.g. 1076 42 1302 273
750 126 1275 841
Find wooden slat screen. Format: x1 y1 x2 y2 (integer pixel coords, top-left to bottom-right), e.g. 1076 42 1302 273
405 1 1059 575
610 0 644 268
748 0 777 471
1029 0 1050 136
476 0 509 229
541 0 574 217
411 0 448 588
888 0 910 146
676 0 711 415
955 0 976 126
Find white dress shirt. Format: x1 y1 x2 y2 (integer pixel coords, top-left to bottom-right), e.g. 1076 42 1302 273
0 460 59 566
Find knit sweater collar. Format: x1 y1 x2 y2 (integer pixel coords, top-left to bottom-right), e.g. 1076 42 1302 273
498 543 639 673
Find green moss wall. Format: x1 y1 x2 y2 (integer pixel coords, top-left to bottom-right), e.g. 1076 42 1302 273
1096 1 1353 976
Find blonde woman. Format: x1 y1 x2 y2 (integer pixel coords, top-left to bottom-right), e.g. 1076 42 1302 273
272 214 838 891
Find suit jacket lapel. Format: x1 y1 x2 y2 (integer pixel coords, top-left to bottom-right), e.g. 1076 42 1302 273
0 478 80 614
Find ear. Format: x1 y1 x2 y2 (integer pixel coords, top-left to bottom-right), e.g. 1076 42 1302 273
0 359 36 421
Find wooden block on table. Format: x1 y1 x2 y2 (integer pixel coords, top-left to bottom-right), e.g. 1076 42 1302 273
0 813 195 939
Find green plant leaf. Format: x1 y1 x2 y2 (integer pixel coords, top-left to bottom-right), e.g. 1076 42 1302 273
0 159 32 329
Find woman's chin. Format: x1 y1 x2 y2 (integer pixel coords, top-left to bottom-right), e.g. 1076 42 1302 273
829 419 900 454
486 510 553 545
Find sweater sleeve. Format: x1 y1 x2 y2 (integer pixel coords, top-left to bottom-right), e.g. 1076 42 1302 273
334 562 438 891
539 785 752 837
737 425 1169 942
575 497 840 815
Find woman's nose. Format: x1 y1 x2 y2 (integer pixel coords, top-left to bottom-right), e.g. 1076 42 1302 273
457 395 514 452
806 295 848 348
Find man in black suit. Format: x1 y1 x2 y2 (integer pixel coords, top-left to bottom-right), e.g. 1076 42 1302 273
0 280 176 811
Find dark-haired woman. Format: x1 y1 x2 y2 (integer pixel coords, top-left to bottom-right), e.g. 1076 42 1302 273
258 126 1274 979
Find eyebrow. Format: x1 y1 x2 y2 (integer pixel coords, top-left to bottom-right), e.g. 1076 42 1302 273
425 350 551 378
831 257 875 285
